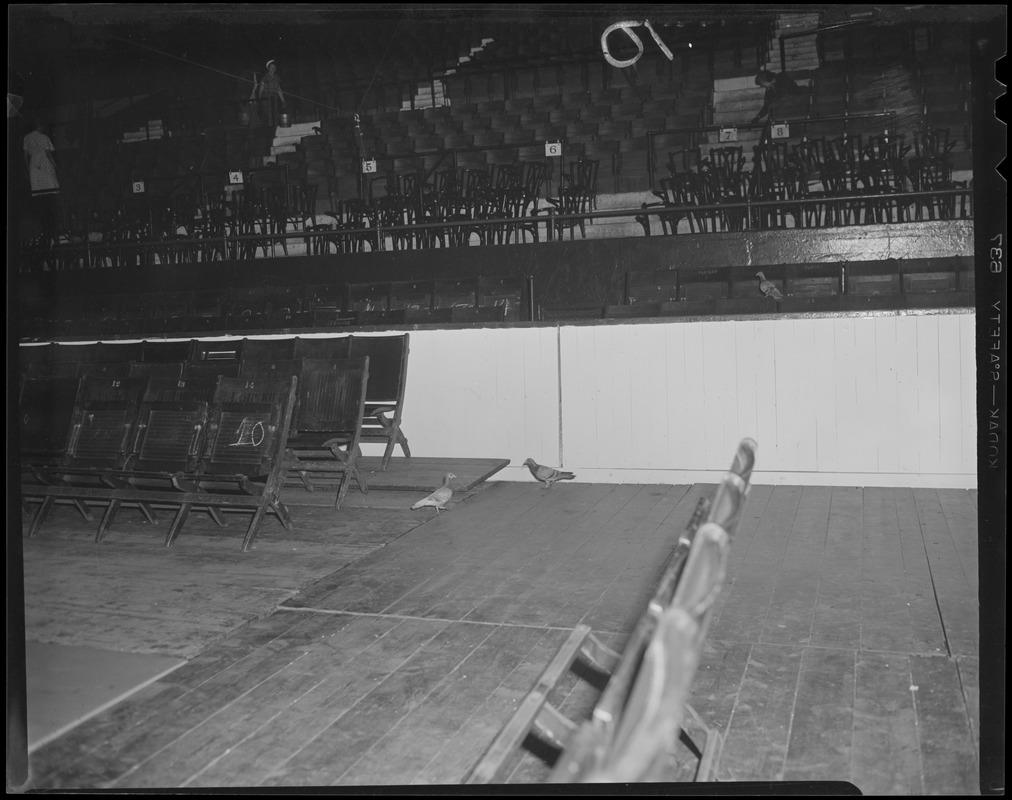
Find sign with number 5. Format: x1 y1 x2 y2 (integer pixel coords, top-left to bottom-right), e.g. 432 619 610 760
362 159 377 174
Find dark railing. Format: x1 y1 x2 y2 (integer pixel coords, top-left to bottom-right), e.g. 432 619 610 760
18 186 973 275
646 111 896 189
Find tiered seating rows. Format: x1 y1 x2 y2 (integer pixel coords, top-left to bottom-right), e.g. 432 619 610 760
468 439 758 784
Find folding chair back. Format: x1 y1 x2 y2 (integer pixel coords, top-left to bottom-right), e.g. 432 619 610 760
63 377 149 469
202 377 292 476
295 357 369 435
129 400 210 473
19 376 83 463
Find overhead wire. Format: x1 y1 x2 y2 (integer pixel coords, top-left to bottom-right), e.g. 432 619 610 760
102 30 367 121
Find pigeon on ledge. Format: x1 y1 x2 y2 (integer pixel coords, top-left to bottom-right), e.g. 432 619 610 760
523 458 575 489
756 271 784 300
411 473 456 513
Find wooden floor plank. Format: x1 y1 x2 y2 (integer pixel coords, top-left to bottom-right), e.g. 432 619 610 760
186 616 449 788
910 654 979 794
913 489 971 586
782 647 855 783
28 611 321 790
503 485 654 628
336 625 550 785
934 489 979 587
22 479 980 791
410 628 572 786
762 487 831 649
717 643 804 782
690 639 753 734
461 485 629 625
259 621 493 786
119 614 403 788
954 656 979 752
850 651 923 795
580 484 696 633
710 486 804 644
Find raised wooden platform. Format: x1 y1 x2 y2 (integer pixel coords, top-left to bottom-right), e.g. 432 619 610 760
280 456 510 507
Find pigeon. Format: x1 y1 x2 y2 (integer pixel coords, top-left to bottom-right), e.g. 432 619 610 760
756 271 784 300
523 458 575 489
411 473 455 513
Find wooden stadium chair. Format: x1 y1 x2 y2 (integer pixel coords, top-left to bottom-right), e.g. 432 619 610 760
345 334 411 469
283 356 370 508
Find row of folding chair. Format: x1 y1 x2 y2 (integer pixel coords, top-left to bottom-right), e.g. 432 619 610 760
467 439 758 784
21 373 299 550
20 333 412 472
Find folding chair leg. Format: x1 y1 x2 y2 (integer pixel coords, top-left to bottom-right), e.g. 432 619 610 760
268 496 292 530
334 471 352 509
138 502 158 525
165 504 191 547
72 499 95 522
207 507 228 528
96 499 121 543
241 504 269 551
27 497 56 537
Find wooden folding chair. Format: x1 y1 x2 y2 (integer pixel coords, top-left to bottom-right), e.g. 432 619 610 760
347 334 411 469
283 357 370 508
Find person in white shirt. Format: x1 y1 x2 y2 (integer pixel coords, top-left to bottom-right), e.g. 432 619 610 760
22 118 61 242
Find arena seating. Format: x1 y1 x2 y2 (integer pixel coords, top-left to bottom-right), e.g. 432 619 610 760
16 13 977 342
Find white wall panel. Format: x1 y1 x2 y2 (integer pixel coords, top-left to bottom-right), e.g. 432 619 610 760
872 317 900 474
959 314 977 475
733 320 763 471
895 317 921 475
384 311 975 488
936 314 963 473
914 315 943 474
812 318 841 472
853 317 881 474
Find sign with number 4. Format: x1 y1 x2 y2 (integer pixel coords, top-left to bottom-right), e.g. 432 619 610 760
228 171 244 184
545 141 562 157
718 127 738 143
132 181 145 194
772 123 790 139
362 159 377 174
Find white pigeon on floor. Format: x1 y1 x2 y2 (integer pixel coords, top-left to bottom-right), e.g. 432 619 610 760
756 271 784 300
523 458 576 489
411 473 456 513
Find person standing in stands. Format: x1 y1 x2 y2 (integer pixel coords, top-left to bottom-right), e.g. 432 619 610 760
751 69 799 124
257 59 287 129
22 117 61 244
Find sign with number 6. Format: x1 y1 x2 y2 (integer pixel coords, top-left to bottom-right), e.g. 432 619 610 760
545 141 561 157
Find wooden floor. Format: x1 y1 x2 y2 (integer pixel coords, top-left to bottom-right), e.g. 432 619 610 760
19 474 981 792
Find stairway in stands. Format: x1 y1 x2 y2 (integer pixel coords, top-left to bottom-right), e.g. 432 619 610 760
706 10 820 172
408 36 495 109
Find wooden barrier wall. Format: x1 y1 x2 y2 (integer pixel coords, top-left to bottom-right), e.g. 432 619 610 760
20 308 976 488
396 310 976 488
